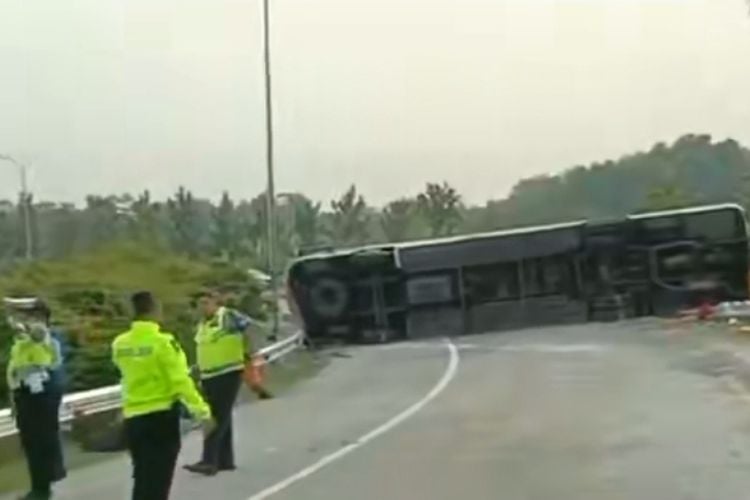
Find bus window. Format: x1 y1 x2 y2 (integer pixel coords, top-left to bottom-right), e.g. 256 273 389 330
640 216 682 242
522 257 566 297
683 210 741 241
463 262 520 303
406 274 454 305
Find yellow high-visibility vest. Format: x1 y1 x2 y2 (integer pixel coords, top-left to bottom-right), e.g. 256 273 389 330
112 321 210 419
6 335 56 391
195 307 246 380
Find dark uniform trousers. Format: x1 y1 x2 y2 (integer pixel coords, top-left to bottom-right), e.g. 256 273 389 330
201 370 242 468
49 389 67 483
14 385 61 497
125 405 181 500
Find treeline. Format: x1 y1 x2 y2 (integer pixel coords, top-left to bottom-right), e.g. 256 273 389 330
484 134 750 227
0 133 748 269
0 183 466 268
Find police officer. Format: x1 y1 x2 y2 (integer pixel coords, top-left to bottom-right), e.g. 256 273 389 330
28 301 67 484
7 316 62 500
184 290 256 476
112 291 213 500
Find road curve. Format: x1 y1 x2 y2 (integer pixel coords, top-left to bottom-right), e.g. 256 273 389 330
7 320 750 500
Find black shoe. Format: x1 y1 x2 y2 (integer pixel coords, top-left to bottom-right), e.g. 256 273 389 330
17 491 51 500
52 467 67 483
218 464 237 472
183 462 218 476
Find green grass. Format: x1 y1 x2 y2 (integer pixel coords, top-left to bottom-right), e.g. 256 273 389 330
0 350 327 495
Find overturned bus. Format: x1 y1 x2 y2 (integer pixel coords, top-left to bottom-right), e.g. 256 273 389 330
286 203 749 343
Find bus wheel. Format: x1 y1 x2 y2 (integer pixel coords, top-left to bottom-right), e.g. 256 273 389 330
309 277 348 319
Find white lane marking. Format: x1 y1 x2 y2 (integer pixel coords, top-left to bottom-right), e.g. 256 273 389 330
498 344 608 354
247 338 460 500
376 342 606 354
375 341 478 351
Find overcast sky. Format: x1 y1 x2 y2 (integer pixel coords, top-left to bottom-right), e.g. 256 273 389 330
1 0 749 206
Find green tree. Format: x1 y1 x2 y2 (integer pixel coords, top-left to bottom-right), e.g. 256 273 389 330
417 182 463 237
0 200 19 262
381 198 419 242
291 195 322 250
459 204 499 234
128 190 169 246
236 193 270 265
479 134 750 228
212 191 238 259
167 187 205 256
330 185 370 246
643 185 695 211
36 202 81 259
79 195 129 250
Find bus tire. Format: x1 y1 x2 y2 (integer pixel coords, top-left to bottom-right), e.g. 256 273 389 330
309 276 349 319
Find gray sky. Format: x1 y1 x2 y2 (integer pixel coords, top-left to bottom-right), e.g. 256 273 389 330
1 0 749 206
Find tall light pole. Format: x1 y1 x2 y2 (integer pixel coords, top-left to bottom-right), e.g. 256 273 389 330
261 0 280 341
0 154 32 260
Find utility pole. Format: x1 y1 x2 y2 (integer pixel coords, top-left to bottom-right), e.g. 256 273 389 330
261 0 280 341
0 154 32 260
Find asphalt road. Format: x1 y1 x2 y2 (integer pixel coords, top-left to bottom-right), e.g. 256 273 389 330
7 320 750 500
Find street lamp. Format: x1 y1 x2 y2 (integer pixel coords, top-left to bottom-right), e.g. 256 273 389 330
0 154 32 260
261 0 280 341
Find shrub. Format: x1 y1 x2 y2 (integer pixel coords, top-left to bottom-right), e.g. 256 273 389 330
0 242 263 406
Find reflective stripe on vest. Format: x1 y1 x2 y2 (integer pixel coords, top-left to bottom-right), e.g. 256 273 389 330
195 307 245 379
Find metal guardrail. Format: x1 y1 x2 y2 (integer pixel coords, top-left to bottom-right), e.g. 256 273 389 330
0 330 305 439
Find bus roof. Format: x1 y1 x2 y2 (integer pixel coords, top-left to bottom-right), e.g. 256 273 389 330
291 203 746 266
394 219 587 251
291 242 394 264
627 202 745 221
291 220 586 265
